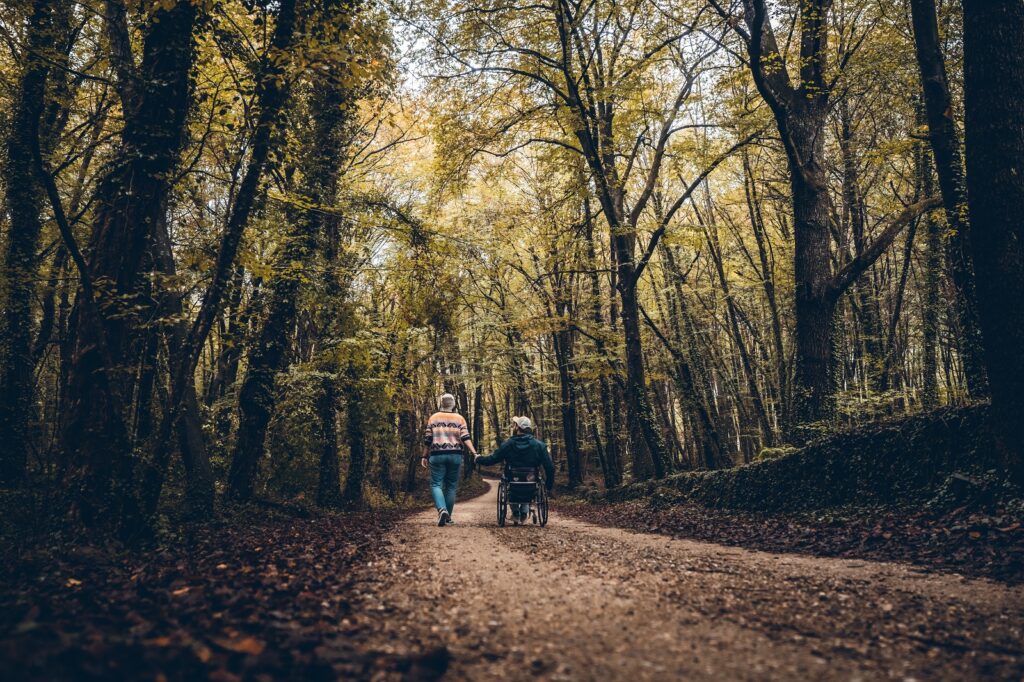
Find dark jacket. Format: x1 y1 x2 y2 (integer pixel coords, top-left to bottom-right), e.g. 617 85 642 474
477 434 554 491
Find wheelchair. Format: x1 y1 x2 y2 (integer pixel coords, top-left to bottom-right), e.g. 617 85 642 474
496 466 549 527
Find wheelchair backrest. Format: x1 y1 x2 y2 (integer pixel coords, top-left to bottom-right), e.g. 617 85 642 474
507 467 538 483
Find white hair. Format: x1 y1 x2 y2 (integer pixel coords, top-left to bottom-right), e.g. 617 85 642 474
439 393 457 411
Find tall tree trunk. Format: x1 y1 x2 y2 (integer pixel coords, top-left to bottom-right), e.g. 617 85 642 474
60 0 198 533
921 150 941 408
910 0 988 396
962 0 1024 484
145 217 215 518
401 405 420 493
487 380 503 447
340 362 367 508
32 102 106 369
317 379 342 507
725 0 838 435
618 282 668 479
882 132 926 391
728 0 927 437
465 372 483 479
204 266 247 406
787 117 837 433
0 0 63 483
553 326 582 487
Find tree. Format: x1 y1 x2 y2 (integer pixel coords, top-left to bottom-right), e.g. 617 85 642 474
58 0 201 532
0 0 69 484
961 0 1024 483
712 0 940 435
909 0 987 397
226 3 348 500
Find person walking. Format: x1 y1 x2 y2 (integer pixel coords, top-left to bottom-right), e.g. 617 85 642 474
422 393 477 526
476 416 554 525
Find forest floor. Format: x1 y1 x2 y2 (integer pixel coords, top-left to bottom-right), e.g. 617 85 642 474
555 494 1024 585
2 478 1023 680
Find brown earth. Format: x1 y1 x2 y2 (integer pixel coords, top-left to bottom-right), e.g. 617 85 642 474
553 496 1024 584
352 479 1024 681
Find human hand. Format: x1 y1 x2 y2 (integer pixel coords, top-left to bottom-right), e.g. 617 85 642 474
420 457 428 469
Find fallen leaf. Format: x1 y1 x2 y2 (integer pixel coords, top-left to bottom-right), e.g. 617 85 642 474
211 636 266 655
145 636 174 647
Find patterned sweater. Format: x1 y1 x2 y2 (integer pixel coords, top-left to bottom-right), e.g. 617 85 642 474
423 411 472 454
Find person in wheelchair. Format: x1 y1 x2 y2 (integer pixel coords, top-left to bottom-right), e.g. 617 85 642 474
475 416 554 525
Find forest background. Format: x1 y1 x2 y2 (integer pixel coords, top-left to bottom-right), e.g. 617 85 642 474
0 0 1022 540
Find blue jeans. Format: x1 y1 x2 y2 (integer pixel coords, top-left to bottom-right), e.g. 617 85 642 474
429 454 462 514
512 502 530 519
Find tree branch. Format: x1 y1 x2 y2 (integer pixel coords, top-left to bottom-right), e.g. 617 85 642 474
632 127 765 284
829 196 941 300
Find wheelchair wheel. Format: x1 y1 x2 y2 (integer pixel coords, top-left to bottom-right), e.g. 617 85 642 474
497 480 508 526
536 484 549 527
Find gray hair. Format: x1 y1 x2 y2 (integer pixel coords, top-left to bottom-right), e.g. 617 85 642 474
439 393 457 411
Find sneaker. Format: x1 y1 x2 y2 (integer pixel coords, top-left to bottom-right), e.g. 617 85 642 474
447 517 456 525
438 509 450 526
512 516 521 526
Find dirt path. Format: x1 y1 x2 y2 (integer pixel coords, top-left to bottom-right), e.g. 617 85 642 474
353 480 1024 680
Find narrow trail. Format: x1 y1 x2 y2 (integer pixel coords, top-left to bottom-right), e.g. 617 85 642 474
354 480 1024 680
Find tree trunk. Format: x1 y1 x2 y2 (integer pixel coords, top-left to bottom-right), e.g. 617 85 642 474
962 0 1024 483
340 363 367 508
729 0 916 439
402 406 419 493
660 249 727 468
204 266 247 406
465 376 483 479
317 378 342 507
910 0 988 396
553 327 582 487
788 119 837 434
60 0 198 533
0 0 63 484
132 212 217 520
487 380 503 447
619 282 668 479
921 150 941 408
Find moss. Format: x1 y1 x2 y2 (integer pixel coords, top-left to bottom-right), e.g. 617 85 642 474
598 405 1001 513
754 445 800 462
